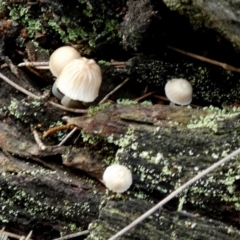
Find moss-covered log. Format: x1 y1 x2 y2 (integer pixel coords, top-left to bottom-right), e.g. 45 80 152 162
64 103 240 229
87 200 240 240
2 79 240 238
120 54 240 105
0 151 102 239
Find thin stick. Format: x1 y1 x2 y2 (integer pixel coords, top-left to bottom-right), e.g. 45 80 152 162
99 78 130 104
34 66 50 70
43 125 76 138
18 61 49 67
58 127 78 146
0 71 87 112
110 60 126 66
134 91 157 102
168 45 240 73
31 128 46 150
0 229 33 240
153 94 201 108
25 230 33 240
53 230 89 240
108 146 240 240
48 101 88 113
0 72 41 99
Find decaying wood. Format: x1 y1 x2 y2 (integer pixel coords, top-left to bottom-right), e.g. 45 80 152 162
87 200 240 240
0 151 102 240
2 85 240 238
64 104 240 231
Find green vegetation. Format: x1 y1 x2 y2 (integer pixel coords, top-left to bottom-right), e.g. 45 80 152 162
5 1 123 50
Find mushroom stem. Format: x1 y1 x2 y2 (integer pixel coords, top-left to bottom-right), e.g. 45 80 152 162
52 81 64 100
61 96 84 108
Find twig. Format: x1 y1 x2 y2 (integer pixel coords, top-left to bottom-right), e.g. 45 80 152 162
153 94 201 108
48 101 88 113
58 127 78 146
110 60 126 67
0 72 42 99
18 61 49 67
0 228 7 240
22 59 47 80
31 128 65 155
73 132 82 144
153 95 170 102
43 124 77 138
25 231 32 240
134 91 157 102
0 228 33 240
168 45 240 73
31 128 47 150
34 66 50 70
108 146 240 240
99 78 130 104
53 230 89 240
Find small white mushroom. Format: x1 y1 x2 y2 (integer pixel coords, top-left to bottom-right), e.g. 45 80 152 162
164 78 192 106
103 164 132 193
55 57 102 103
49 46 81 77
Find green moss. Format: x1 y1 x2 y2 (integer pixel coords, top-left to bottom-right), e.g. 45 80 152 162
8 98 44 123
116 99 138 105
187 106 240 133
61 224 82 236
8 4 43 38
7 1 123 51
126 56 240 105
87 102 112 116
0 168 94 236
98 60 111 67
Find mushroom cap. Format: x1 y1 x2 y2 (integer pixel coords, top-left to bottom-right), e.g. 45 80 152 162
164 78 192 105
49 46 81 77
56 57 102 102
103 164 132 193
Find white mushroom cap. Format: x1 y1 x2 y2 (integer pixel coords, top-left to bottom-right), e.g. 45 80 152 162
49 46 81 77
164 78 192 105
103 164 132 193
56 57 102 102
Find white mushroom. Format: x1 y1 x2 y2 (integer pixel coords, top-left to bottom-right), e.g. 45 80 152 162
55 57 102 103
52 81 64 100
49 46 81 77
164 78 192 106
103 164 132 193
60 96 84 108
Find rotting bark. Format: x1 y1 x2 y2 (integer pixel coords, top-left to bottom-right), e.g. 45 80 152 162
64 103 240 230
0 151 102 240
2 90 240 238
86 200 240 240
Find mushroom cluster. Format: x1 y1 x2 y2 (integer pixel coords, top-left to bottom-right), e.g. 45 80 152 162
49 46 102 108
103 164 132 193
164 78 192 106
